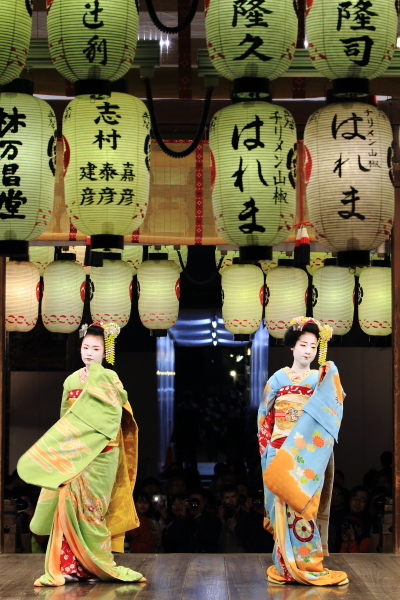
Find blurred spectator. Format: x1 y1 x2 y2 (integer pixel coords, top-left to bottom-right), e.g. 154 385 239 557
340 485 371 553
209 463 228 498
217 485 245 553
235 489 274 553
167 476 188 500
162 489 221 553
328 484 349 552
334 469 349 504
127 491 163 553
141 477 161 498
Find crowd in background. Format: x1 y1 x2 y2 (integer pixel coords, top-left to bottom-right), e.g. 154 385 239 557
6 450 392 555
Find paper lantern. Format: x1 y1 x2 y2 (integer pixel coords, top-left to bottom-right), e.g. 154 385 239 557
47 0 138 82
210 102 296 257
42 259 86 334
63 92 151 251
6 261 39 332
29 246 55 277
205 0 297 81
312 266 355 335
0 1 33 86
137 260 180 333
307 0 397 81
0 89 56 256
215 249 239 273
260 251 281 274
306 252 333 276
121 245 143 274
148 245 188 272
221 264 264 337
265 266 308 338
358 266 391 335
90 258 132 328
304 102 394 264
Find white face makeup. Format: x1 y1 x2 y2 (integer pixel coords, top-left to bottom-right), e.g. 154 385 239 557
81 334 105 367
291 331 318 370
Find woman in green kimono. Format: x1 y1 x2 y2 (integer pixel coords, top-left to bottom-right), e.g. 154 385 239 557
18 322 146 586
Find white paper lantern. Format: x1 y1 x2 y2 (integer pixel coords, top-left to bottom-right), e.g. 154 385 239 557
63 92 151 251
215 249 239 273
210 101 296 251
42 260 86 334
29 246 55 277
137 260 180 332
306 252 333 277
0 91 56 255
0 1 33 86
307 0 397 81
205 0 297 81
148 245 188 272
358 266 391 335
221 264 264 336
260 251 281 274
305 102 394 261
6 261 39 332
265 266 308 338
121 245 143 274
90 258 132 328
312 266 355 335
47 0 139 82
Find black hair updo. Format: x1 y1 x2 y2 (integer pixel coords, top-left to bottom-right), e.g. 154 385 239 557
283 321 320 349
80 324 105 346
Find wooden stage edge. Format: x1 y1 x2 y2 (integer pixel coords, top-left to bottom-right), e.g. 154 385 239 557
0 553 400 600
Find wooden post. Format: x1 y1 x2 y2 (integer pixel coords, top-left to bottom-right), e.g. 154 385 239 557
0 257 6 554
392 121 400 554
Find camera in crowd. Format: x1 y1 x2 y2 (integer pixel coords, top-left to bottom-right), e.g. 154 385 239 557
189 497 201 510
252 491 264 509
223 503 235 519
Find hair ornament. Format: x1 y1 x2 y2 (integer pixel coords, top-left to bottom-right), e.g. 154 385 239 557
288 316 333 365
80 321 121 365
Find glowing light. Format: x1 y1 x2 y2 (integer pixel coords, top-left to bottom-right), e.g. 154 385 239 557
230 370 237 377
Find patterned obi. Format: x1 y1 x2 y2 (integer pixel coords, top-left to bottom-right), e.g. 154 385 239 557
67 389 120 450
271 385 313 447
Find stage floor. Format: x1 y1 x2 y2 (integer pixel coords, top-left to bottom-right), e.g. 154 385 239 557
0 553 399 600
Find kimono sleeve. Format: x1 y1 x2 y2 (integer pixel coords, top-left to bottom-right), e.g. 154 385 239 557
106 369 128 406
60 374 73 418
257 371 282 458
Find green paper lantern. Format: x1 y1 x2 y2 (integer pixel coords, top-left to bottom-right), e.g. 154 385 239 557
0 0 33 86
306 252 333 276
358 266 391 335
215 249 239 273
6 260 39 332
312 265 355 335
121 244 143 274
63 92 151 251
29 246 55 276
148 245 188 273
260 251 282 274
304 102 394 254
47 0 139 82
137 260 180 332
306 0 398 81
205 0 297 81
221 264 264 336
210 102 296 248
90 258 132 328
0 92 56 255
265 266 308 338
42 260 86 333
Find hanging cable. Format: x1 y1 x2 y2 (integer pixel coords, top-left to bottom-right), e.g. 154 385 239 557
145 0 199 34
143 77 214 158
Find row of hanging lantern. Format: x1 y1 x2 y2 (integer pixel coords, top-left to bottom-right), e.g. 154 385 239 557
5 246 186 336
206 0 397 266
220 260 391 340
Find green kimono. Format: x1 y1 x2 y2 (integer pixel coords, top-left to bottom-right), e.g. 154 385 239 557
18 362 143 586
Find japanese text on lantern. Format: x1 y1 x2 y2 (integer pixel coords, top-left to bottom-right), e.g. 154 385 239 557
82 0 107 66
336 1 379 67
75 101 150 208
232 0 273 62
0 107 54 220
229 109 295 234
331 107 390 221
